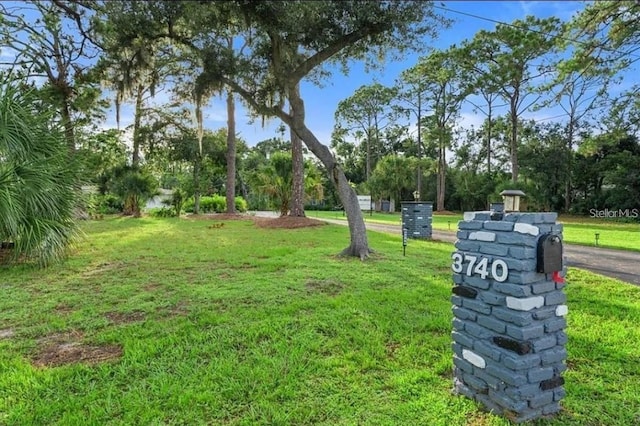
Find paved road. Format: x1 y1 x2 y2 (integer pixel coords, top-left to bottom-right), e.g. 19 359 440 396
302 215 640 286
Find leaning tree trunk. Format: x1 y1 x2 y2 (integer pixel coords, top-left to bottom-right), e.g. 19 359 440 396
289 99 305 217
510 97 519 183
287 88 370 259
225 90 237 214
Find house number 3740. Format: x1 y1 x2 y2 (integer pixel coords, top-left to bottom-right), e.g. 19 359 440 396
451 253 509 282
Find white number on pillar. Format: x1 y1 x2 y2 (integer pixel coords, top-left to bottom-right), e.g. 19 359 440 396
473 257 489 279
451 253 463 273
451 253 509 282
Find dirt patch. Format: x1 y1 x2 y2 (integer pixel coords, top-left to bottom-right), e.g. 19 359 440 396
54 304 74 315
82 261 126 277
105 310 146 325
254 216 327 229
161 301 190 318
32 331 122 367
305 279 345 296
0 329 15 339
186 213 250 221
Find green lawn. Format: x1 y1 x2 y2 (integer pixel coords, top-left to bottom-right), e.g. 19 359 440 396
310 210 640 251
1 217 639 425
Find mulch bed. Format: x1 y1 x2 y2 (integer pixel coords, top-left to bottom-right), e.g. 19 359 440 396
253 216 327 229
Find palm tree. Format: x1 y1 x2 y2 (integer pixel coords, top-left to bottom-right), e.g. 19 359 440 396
0 82 79 266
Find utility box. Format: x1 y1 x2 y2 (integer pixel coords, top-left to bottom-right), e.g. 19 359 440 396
401 201 433 240
451 211 567 423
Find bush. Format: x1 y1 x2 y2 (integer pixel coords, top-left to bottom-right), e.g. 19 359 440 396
183 195 248 213
235 196 248 213
148 207 177 218
87 193 124 215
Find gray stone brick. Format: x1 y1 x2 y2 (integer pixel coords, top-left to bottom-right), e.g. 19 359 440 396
515 409 547 423
508 271 545 284
496 232 526 245
453 354 474 374
479 243 509 256
477 315 507 333
532 335 557 352
552 362 568 374
527 366 554 383
484 221 514 231
452 317 466 331
453 274 463 284
544 318 567 333
504 257 536 272
459 220 483 230
506 324 545 340
502 354 541 371
556 331 568 345
511 213 539 224
554 388 566 401
473 340 502 362
537 225 552 234
479 291 505 306
453 377 474 399
556 281 567 291
541 213 558 223
492 307 533 327
532 306 556 320
542 402 562 415
462 372 489 394
489 389 529 412
475 393 505 415
472 212 492 221
493 282 532 297
529 391 554 408
475 369 506 391
541 348 567 365
486 364 528 386
457 230 469 239
545 291 567 306
463 275 492 290
552 224 564 233
531 280 556 294
451 342 463 357
452 331 474 348
505 383 542 399
462 298 492 315
509 246 537 259
455 240 479 251
452 306 477 321
451 295 463 307
465 322 494 339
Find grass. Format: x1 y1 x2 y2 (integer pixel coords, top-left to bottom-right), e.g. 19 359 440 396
1 216 639 425
309 210 640 252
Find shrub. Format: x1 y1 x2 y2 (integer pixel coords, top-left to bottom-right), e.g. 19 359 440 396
148 207 177 218
235 196 248 213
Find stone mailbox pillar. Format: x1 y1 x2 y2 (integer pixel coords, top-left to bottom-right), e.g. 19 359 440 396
401 201 433 239
451 211 567 422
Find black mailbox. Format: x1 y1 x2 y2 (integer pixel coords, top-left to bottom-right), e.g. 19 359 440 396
536 233 563 273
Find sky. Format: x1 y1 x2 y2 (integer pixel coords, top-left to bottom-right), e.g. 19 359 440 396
1 1 608 148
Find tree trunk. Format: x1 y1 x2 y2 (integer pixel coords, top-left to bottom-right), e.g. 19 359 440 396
225 90 237 214
289 97 305 217
416 92 422 199
437 134 446 211
487 101 492 174
287 89 370 259
564 119 574 212
510 98 519 182
60 94 76 155
194 154 201 215
132 84 144 168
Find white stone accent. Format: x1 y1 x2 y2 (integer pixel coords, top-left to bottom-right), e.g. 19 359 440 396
506 296 545 311
514 223 540 236
462 349 486 369
555 305 568 317
469 231 496 242
463 212 476 221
